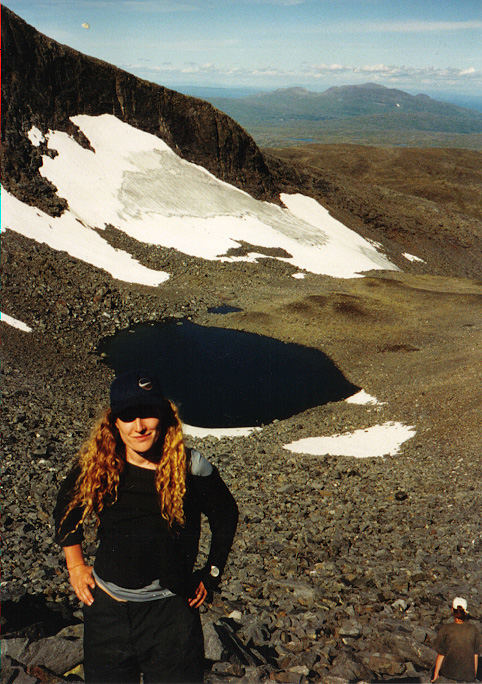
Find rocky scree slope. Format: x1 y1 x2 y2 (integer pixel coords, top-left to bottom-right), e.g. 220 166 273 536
2 232 481 683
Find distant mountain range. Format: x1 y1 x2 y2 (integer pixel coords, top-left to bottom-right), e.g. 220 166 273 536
172 85 482 114
203 83 482 148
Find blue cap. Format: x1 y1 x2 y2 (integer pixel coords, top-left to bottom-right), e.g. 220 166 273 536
110 370 164 415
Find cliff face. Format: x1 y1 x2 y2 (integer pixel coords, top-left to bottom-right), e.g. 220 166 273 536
1 5 276 214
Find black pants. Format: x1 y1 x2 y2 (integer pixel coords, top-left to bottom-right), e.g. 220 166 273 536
83 586 204 683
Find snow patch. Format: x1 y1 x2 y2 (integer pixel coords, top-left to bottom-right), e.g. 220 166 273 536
1 192 169 286
1 312 33 333
183 424 259 439
403 252 425 263
281 193 397 278
345 390 381 405
8 114 399 282
27 126 45 147
292 272 306 279
284 422 416 458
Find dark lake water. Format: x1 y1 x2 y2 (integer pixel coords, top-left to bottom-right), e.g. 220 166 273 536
207 304 243 314
98 320 359 428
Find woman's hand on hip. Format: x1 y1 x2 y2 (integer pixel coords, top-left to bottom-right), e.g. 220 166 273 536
188 580 207 608
68 565 95 606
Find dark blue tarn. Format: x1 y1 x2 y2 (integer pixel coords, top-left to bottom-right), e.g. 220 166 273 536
98 319 359 428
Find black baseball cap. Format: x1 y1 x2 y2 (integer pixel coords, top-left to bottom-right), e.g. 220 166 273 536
110 370 164 415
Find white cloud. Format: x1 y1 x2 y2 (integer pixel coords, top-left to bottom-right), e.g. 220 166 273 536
126 59 482 88
305 63 482 83
359 20 482 33
460 67 477 76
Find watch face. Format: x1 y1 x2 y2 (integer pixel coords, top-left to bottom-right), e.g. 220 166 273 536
210 565 220 578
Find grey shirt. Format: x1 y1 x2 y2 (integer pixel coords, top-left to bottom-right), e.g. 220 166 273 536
433 622 480 682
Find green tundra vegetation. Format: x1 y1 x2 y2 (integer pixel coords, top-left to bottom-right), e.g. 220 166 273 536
206 83 482 149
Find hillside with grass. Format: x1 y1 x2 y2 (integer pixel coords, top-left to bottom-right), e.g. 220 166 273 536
207 83 482 148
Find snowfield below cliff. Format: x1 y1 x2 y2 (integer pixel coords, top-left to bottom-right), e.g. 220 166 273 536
3 114 397 285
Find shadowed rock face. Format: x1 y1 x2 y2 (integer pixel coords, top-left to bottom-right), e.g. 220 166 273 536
1 5 277 215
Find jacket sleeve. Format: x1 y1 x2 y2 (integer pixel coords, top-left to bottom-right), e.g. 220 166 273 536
190 465 238 588
53 465 85 547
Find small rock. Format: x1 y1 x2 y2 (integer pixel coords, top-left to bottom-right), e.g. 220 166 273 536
338 620 362 638
363 652 405 676
269 670 302 683
388 633 437 668
55 624 83 639
227 610 243 623
3 657 37 684
64 663 84 679
211 661 246 677
288 664 309 675
1 637 29 661
201 619 224 662
329 652 372 681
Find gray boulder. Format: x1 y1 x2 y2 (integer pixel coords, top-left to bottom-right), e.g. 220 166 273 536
201 617 224 662
388 632 437 669
23 636 83 676
328 651 373 681
0 656 37 684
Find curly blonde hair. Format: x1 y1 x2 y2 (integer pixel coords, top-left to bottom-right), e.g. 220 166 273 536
60 400 187 537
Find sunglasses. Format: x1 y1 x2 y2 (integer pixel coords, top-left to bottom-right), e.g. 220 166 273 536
115 405 161 423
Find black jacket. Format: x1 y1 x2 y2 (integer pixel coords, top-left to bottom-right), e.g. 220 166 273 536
54 454 238 598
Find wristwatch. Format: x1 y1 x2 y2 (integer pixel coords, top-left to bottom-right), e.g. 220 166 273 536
209 565 220 578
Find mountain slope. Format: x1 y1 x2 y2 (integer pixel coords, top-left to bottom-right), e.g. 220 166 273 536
265 144 482 279
222 83 482 122
2 114 398 284
1 5 276 214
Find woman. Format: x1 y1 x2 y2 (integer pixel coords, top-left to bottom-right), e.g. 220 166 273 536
431 597 480 682
54 369 238 683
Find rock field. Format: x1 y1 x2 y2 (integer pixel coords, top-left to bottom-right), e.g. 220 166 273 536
2 222 480 682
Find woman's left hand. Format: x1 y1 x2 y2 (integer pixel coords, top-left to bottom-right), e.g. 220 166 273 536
188 580 207 608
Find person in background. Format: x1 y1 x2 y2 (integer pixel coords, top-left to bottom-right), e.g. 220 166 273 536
431 597 480 682
54 369 238 683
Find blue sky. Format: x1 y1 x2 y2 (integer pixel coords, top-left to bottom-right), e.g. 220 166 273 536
5 0 482 96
